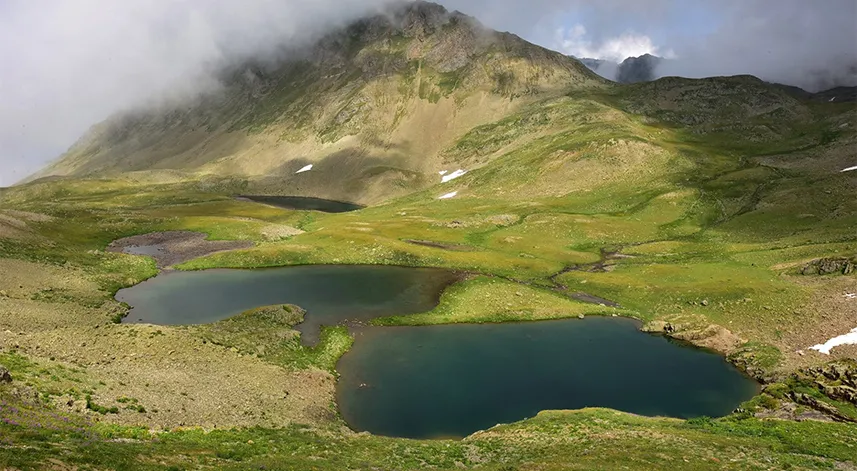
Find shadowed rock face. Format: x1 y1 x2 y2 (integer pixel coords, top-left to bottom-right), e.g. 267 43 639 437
616 54 662 84
576 53 662 84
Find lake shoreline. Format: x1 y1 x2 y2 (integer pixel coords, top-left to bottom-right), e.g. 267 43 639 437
336 316 761 439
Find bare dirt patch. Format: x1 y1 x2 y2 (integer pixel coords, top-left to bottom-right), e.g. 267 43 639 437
784 275 857 367
642 320 746 356
0 214 32 240
107 231 254 268
672 325 746 353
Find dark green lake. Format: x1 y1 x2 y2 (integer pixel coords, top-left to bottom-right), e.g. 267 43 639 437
238 195 363 213
116 265 459 344
337 317 759 439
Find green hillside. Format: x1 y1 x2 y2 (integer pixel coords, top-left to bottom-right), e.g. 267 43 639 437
2 1 856 470
28 1 603 204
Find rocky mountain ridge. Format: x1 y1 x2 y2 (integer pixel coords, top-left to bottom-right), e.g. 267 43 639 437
28 1 603 203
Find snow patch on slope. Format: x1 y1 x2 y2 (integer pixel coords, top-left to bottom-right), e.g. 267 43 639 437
441 169 467 183
810 327 857 355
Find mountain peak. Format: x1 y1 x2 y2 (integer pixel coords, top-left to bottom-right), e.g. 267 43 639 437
28 2 604 194
397 0 454 30
616 54 662 83
343 1 474 41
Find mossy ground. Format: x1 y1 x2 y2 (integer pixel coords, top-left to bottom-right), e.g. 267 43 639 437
1 78 855 469
1 392 856 470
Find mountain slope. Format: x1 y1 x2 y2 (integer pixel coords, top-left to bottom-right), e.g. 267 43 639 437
30 1 604 203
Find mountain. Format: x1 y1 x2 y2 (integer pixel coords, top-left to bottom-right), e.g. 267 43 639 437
576 53 662 84
580 54 857 100
615 53 662 83
23 1 853 219
29 1 603 203
774 83 857 103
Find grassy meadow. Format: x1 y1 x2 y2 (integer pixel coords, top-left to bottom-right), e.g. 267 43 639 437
1 78 855 469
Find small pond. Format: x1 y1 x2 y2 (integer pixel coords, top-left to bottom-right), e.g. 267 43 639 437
337 317 759 439
116 265 459 344
238 195 363 213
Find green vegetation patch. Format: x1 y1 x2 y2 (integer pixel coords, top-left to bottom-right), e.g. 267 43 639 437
375 276 626 326
200 305 352 373
2 397 856 470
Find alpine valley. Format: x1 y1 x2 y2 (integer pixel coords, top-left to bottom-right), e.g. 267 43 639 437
1 2 856 470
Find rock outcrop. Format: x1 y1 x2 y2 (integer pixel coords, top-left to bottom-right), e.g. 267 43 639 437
802 360 857 405
788 392 854 422
801 257 856 275
0 365 12 383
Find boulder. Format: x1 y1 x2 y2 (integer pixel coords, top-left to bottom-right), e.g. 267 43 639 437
801 257 857 276
0 365 11 383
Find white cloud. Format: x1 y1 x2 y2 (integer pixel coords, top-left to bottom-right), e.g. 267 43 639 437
553 24 667 62
3 0 856 185
0 0 392 186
